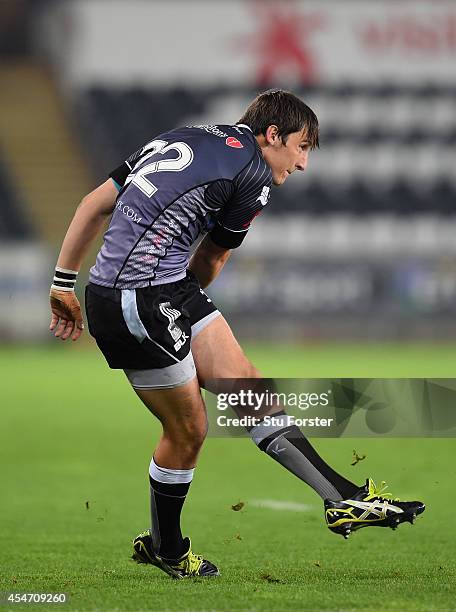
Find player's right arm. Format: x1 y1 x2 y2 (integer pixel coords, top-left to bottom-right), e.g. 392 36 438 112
190 154 272 288
189 235 231 289
49 179 118 342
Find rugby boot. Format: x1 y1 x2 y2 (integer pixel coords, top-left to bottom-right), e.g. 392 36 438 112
132 530 220 578
324 478 425 539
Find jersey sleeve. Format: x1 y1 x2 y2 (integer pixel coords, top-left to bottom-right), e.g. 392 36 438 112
208 156 272 249
109 146 148 190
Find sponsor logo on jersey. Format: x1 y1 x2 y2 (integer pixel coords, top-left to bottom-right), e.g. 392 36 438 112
115 200 142 224
226 136 243 149
191 124 229 138
256 186 271 206
189 125 244 148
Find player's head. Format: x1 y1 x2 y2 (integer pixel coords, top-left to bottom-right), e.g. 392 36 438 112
238 89 319 186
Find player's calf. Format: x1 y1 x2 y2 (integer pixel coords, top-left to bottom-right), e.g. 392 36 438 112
133 379 209 561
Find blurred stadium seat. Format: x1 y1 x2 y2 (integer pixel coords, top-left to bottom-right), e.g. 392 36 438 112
0 153 34 240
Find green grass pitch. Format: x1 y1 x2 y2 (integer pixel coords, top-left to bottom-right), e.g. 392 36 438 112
1 343 455 611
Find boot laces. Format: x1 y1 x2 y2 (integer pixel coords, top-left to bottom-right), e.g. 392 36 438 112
365 478 399 502
176 550 203 576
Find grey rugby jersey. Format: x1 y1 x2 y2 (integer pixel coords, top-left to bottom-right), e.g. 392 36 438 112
89 124 272 289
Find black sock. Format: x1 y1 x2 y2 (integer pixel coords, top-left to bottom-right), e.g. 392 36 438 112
149 458 193 559
250 413 359 500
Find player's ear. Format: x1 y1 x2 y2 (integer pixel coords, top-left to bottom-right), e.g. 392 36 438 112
265 125 280 146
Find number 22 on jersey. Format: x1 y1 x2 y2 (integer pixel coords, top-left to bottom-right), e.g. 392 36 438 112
125 139 194 198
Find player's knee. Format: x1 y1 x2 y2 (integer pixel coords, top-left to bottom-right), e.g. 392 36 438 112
168 418 208 457
181 439 204 464
176 431 207 464
188 421 208 450
187 423 207 447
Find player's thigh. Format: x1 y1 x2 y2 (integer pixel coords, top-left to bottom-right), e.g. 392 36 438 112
191 314 262 387
134 375 207 440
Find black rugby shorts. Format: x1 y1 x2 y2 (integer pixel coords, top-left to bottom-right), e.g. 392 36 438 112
85 271 220 388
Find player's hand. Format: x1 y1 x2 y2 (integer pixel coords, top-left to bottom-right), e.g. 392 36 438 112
49 288 85 342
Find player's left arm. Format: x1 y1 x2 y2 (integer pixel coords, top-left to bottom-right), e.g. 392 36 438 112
189 235 231 289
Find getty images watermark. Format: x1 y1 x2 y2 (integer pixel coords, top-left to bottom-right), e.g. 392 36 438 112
215 388 334 429
204 378 456 437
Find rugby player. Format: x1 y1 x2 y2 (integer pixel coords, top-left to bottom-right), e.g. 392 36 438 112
49 90 424 579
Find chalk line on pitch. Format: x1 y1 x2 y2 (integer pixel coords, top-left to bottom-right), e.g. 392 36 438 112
250 499 313 512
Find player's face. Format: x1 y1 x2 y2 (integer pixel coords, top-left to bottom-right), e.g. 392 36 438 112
263 127 311 186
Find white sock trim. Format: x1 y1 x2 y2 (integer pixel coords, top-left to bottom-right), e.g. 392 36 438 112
149 458 194 484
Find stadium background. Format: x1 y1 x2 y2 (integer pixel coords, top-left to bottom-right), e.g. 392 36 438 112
1 1 455 610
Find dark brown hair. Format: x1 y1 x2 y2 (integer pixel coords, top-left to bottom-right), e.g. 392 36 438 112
238 89 319 149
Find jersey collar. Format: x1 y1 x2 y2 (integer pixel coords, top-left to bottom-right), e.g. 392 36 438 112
236 123 263 156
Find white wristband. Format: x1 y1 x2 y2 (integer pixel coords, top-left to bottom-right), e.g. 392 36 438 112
51 267 78 292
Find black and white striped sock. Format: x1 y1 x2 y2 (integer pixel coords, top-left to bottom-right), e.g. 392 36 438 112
149 458 194 560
